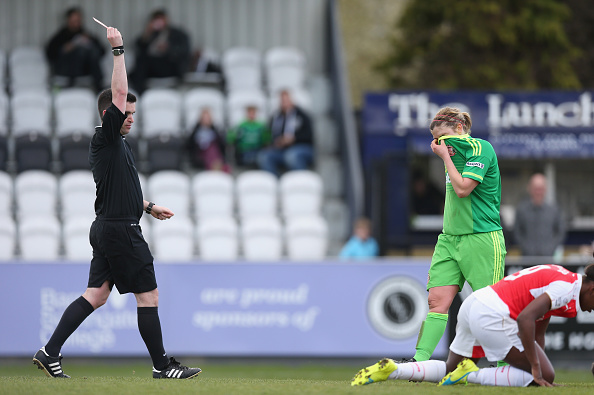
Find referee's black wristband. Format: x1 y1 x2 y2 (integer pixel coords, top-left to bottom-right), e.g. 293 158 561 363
145 202 155 214
112 45 124 50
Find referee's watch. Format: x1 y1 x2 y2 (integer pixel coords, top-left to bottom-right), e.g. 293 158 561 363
145 202 155 214
112 46 125 56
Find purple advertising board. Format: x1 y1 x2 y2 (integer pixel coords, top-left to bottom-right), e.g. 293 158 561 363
0 260 446 357
363 91 594 158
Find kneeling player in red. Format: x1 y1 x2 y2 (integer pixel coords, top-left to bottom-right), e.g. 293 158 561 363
351 263 594 387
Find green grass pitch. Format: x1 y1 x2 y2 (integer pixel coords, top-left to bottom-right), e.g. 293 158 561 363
1 358 592 395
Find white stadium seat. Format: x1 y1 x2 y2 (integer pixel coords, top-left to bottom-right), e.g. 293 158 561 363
285 216 328 261
9 47 49 92
226 90 268 127
196 216 239 261
10 90 52 136
184 88 226 129
151 215 195 262
0 171 13 214
0 217 16 261
222 47 262 92
279 170 323 219
15 170 58 220
140 89 183 138
147 171 191 217
54 88 97 137
265 47 306 93
59 170 96 219
19 215 61 261
241 216 283 261
62 217 92 261
235 170 278 219
192 171 234 219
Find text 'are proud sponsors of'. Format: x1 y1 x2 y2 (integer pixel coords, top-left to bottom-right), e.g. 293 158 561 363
193 284 320 332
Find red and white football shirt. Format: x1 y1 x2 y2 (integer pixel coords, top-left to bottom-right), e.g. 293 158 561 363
476 264 581 320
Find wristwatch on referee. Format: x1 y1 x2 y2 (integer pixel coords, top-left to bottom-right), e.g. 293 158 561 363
145 202 155 214
112 46 125 56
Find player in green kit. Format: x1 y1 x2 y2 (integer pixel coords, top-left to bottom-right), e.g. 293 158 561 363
414 107 506 362
352 107 506 386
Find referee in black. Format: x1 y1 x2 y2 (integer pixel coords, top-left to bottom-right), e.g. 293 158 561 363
33 24 201 380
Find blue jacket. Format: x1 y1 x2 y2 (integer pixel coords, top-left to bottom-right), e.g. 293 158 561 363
339 236 379 259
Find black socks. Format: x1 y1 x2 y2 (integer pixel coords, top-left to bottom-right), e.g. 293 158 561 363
137 307 169 370
44 297 169 371
45 296 94 357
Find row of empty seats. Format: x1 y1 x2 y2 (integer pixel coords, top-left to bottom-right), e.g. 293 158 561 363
1 169 326 220
0 167 350 261
0 46 310 96
222 46 306 94
0 213 329 262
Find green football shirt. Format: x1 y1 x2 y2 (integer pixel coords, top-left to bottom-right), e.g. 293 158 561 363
226 120 270 152
438 134 502 235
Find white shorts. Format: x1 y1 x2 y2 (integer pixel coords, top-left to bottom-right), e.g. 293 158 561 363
449 288 523 362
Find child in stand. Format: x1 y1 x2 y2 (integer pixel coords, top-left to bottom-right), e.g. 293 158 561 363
226 105 270 168
339 217 379 259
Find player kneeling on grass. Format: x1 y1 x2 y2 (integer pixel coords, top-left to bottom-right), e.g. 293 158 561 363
351 263 594 387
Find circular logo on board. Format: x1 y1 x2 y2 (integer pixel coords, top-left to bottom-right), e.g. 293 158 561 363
367 276 428 339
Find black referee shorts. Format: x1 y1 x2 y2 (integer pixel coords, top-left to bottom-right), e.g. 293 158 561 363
88 218 157 294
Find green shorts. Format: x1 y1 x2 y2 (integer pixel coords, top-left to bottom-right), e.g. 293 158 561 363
427 230 506 292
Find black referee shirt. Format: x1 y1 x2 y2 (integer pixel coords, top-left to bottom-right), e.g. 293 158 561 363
90 104 144 220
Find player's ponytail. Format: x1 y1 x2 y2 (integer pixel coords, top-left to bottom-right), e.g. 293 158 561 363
461 111 472 132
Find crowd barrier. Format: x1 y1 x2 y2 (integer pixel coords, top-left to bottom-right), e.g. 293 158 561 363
4 259 593 359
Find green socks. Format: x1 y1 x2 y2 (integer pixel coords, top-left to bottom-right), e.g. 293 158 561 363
413 312 448 361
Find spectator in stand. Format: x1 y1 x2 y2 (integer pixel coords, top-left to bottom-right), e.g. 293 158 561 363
186 108 230 173
46 7 105 92
227 105 270 168
131 9 190 93
339 217 379 259
257 90 314 176
514 173 566 257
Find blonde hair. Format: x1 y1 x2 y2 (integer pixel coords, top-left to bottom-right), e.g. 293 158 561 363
430 107 472 134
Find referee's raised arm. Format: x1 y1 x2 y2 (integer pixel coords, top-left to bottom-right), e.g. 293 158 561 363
106 26 127 114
